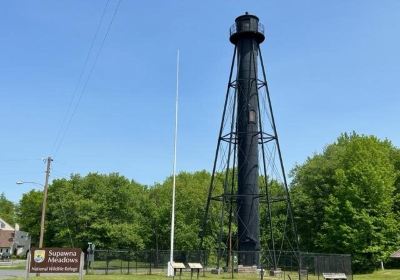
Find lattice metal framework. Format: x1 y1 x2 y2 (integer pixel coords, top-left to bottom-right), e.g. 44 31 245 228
200 13 299 269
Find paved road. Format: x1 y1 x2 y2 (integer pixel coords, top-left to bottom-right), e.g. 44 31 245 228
0 270 82 279
0 269 25 279
0 260 26 279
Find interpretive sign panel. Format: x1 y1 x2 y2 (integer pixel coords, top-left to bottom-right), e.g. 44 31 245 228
30 248 82 273
171 262 186 269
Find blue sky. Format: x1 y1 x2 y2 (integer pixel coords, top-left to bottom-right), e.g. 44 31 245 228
1 1 399 202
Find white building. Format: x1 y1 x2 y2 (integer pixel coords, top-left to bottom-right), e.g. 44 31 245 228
0 218 31 257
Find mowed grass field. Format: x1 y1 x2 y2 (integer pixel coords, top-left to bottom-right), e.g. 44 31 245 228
8 269 400 280
353 269 400 279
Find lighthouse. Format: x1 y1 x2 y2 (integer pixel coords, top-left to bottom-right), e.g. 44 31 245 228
200 13 298 270
230 13 265 266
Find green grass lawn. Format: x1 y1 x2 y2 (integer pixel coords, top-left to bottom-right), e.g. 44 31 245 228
0 263 26 270
7 269 400 280
353 269 400 280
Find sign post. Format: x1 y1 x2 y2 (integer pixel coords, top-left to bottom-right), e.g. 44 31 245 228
25 252 31 280
28 248 83 278
79 252 84 280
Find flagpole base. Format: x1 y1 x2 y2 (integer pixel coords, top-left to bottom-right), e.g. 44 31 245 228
167 261 175 277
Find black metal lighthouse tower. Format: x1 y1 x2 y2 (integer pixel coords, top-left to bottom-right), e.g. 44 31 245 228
200 13 299 269
232 13 263 264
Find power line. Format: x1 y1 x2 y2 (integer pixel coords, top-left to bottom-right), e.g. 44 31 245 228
52 0 123 156
51 0 111 155
51 0 112 156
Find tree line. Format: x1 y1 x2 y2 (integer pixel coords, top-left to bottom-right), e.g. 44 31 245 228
1 133 399 272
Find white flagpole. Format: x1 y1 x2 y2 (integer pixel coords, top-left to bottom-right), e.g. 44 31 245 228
168 49 180 277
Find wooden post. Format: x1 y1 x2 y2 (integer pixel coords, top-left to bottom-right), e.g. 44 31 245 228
79 252 84 280
24 252 31 280
39 157 53 249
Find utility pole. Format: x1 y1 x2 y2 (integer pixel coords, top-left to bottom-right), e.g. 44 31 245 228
39 156 53 249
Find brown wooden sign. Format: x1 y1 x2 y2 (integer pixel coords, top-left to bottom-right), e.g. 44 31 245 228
30 248 82 273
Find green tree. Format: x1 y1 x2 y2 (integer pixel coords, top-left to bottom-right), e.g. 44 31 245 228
46 173 149 250
291 133 400 272
0 193 16 225
146 170 219 251
17 173 150 250
17 190 42 245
